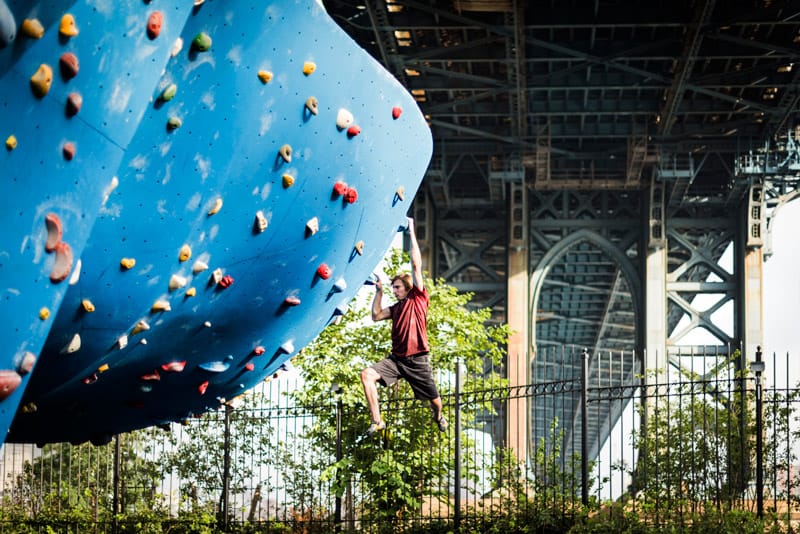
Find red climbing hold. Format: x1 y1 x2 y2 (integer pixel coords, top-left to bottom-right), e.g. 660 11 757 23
218 274 234 288
44 213 63 252
82 373 98 385
198 381 209 395
147 11 163 39
316 263 332 280
346 125 361 137
50 241 73 283
62 142 75 160
0 370 21 401
140 370 161 381
59 52 79 80
392 106 402 119
284 296 301 306
332 181 348 197
161 360 186 373
343 187 358 204
253 346 265 356
66 92 82 116
245 362 255 371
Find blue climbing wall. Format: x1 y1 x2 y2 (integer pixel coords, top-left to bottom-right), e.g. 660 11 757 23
0 0 432 445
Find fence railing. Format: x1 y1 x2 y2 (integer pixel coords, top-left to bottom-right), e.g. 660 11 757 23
0 347 798 533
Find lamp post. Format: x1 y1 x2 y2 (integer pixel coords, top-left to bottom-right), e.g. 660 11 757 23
751 346 765 519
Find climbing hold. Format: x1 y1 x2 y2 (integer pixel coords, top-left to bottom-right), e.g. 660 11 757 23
204 321 212 328
305 96 319 115
179 244 192 262
15 352 36 375
140 384 153 393
159 83 177 102
97 363 109 373
302 61 316 75
59 52 80 80
169 274 187 291
117 335 128 349
21 402 37 414
332 181 348 197
167 116 182 130
0 0 13 47
279 144 292 163
346 125 361 137
218 274 234 289
82 373 98 385
198 381 209 395
0 371 21 401
305 217 319 236
66 93 82 117
59 14 78 37
21 19 44 39
332 278 347 293
171 37 183 57
191 259 206 272
396 186 405 201
251 347 265 356
279 340 295 354
131 320 150 335
140 339 148 345
354 240 365 255
44 213 63 252
70 259 81 283
50 242 73 283
192 31 211 51
209 268 223 286
245 362 255 371
343 187 358 204
120 257 136 270
185 287 196 297
284 296 301 306
30 64 53 98
39 307 50 320
392 106 402 119
81 299 95 313
336 108 354 130
254 211 268 233
316 263 331 280
5 135 16 150
333 302 349 316
60 333 81 354
146 11 163 39
194 0 206 6
199 361 230 372
62 142 76 160
161 360 186 372
151 300 171 313
282 174 295 188
140 370 160 381
257 70 273 84
207 197 223 216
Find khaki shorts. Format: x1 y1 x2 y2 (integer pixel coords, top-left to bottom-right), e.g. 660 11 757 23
371 353 440 400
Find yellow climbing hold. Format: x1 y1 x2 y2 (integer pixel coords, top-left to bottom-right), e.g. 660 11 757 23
81 299 95 312
21 19 45 39
279 144 292 163
257 70 273 84
120 257 136 270
354 240 365 255
30 64 53 98
131 319 150 335
179 244 192 262
151 300 171 313
5 135 16 150
185 287 197 297
207 197 223 216
282 174 295 188
39 307 50 320
302 61 316 75
97 363 109 373
59 13 79 37
396 186 406 201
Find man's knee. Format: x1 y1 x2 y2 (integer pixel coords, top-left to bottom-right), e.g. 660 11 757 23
361 367 378 384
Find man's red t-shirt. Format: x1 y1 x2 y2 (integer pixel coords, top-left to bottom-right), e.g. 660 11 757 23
389 286 430 357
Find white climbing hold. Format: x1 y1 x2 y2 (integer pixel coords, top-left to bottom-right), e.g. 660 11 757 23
169 274 188 291
336 108 354 130
279 340 295 354
60 333 81 354
254 211 268 233
192 260 209 274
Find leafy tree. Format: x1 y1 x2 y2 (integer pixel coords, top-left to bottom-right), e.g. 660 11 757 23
290 247 511 529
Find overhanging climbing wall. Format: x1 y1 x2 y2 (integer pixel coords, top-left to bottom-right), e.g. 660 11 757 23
0 0 432 445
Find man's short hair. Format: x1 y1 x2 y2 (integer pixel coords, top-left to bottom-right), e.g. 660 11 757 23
391 273 413 291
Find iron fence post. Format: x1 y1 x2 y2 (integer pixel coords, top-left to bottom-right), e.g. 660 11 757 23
581 348 589 506
754 346 764 518
113 434 120 534
222 403 232 531
454 357 462 534
334 385 343 533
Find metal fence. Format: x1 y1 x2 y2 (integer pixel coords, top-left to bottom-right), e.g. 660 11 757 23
0 346 798 532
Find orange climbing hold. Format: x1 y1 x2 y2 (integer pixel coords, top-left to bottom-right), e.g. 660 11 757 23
20 19 44 39
392 106 403 119
62 142 76 160
282 174 295 188
161 360 186 373
50 242 73 283
302 61 316 75
30 64 53 98
179 244 192 262
147 11 163 39
59 14 78 37
81 299 95 312
120 257 136 270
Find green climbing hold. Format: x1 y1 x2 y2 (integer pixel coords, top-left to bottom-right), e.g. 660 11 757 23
192 32 211 51
167 116 182 130
160 83 177 102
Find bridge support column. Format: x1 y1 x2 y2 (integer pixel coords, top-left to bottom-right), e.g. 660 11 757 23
740 184 765 358
507 181 529 463
645 179 668 375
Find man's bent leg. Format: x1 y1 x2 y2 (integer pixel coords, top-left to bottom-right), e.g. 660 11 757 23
430 396 447 432
360 367 383 424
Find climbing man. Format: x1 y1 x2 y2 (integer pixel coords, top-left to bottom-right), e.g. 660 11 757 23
360 217 447 436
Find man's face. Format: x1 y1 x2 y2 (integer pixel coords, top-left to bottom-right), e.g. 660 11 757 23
391 280 409 301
